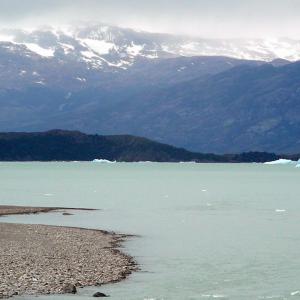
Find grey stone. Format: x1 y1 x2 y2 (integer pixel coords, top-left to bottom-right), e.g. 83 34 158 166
93 292 109 297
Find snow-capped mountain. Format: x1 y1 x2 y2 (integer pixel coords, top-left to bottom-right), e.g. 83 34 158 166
0 23 298 91
1 23 300 68
1 23 300 154
0 24 174 71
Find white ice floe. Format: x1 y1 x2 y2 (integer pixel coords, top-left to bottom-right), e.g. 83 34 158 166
92 159 116 163
275 209 286 213
291 291 300 296
264 159 294 165
201 295 227 299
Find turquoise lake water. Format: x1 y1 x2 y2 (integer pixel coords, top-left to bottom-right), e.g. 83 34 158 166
1 162 300 300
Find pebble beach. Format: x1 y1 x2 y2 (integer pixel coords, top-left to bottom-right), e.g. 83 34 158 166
0 206 137 298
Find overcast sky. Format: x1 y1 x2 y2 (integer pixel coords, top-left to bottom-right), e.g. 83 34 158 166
0 0 299 38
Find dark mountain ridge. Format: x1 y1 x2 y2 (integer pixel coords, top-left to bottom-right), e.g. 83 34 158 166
86 61 300 154
1 60 299 154
0 130 296 163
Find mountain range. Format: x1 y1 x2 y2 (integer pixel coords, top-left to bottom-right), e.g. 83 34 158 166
0 23 299 153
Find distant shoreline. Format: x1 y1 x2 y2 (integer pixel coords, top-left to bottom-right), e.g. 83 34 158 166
0 206 137 299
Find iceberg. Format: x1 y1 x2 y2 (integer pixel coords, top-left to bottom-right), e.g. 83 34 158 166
275 209 286 213
291 291 300 296
264 159 294 165
265 158 300 167
92 159 116 163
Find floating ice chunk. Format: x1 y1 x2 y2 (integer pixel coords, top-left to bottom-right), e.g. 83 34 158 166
264 159 294 165
92 159 116 163
201 295 227 299
291 291 300 296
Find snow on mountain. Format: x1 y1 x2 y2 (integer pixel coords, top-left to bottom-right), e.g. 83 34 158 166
0 23 299 91
22 43 55 57
164 38 300 62
1 24 300 68
80 39 115 55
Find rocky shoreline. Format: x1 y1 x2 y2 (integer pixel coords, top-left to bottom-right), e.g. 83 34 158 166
0 206 137 298
0 205 96 217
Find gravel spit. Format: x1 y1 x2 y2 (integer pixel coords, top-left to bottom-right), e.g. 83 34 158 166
0 206 137 298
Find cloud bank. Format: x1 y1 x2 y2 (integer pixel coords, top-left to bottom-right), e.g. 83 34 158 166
0 0 299 38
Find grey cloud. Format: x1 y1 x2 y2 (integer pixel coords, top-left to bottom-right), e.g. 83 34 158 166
0 0 299 38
